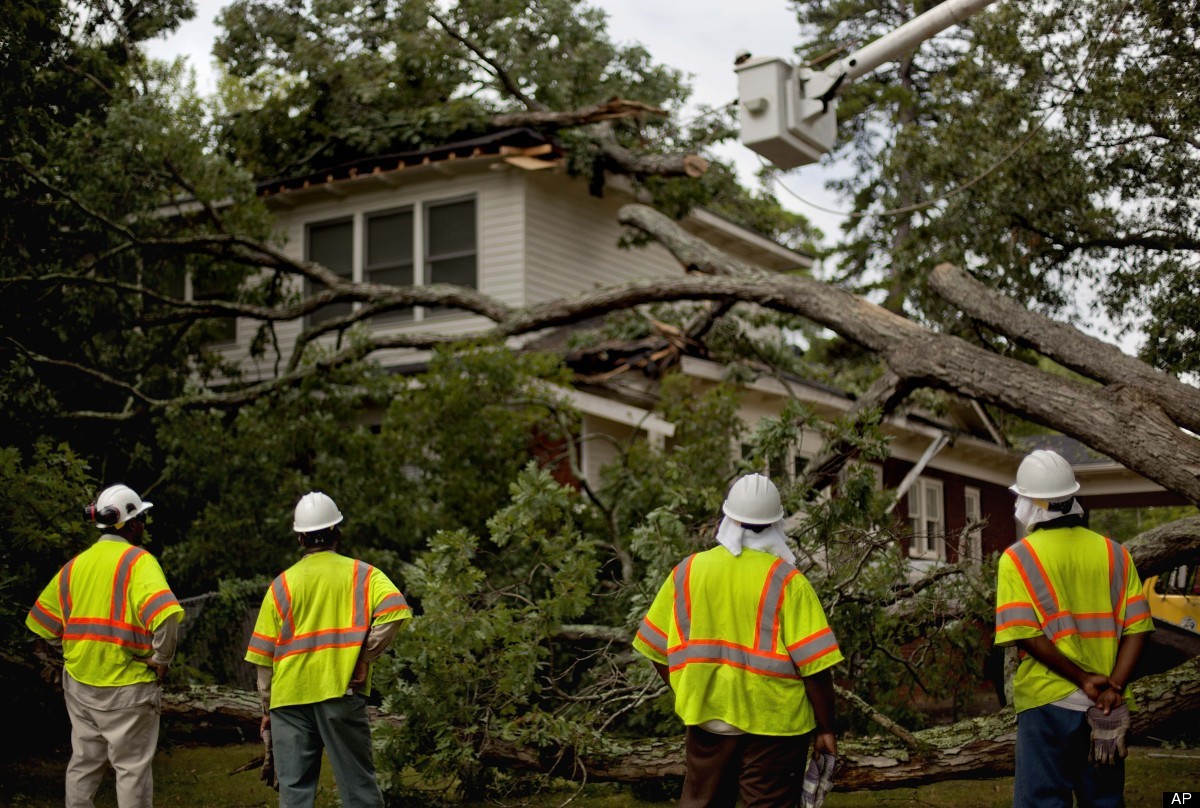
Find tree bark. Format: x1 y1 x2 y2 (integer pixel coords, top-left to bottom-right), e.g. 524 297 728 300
159 655 1200 789
928 262 1200 436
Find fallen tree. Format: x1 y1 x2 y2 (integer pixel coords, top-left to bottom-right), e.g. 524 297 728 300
163 654 1200 789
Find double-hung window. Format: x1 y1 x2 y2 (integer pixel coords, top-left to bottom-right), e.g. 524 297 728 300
907 477 945 560
303 196 477 326
305 218 354 326
365 208 414 323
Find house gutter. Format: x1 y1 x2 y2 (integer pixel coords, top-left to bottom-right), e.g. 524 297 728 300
556 387 676 439
886 432 951 513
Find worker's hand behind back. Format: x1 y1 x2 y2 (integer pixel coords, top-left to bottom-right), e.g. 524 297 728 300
813 731 837 758
1094 686 1124 715
1079 673 1111 703
349 657 369 691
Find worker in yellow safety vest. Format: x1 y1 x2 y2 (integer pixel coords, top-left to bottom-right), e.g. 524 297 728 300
633 473 842 808
995 449 1154 808
245 491 411 808
26 483 184 808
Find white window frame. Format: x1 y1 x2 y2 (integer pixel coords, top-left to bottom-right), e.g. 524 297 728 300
963 486 983 565
302 194 478 325
907 477 945 560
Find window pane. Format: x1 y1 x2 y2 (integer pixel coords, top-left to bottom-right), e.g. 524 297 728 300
793 453 808 479
308 220 353 277
768 454 785 480
368 265 414 324
427 200 476 256
429 254 477 289
306 220 353 326
367 210 413 269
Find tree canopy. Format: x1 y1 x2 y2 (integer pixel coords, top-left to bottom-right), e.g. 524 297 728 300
790 0 1200 374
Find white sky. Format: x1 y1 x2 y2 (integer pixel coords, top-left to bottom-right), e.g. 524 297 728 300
142 0 851 241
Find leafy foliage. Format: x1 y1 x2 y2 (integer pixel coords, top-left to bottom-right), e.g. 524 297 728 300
793 0 1200 373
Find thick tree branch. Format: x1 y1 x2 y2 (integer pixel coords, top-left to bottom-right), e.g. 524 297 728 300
929 262 1200 435
160 656 1200 788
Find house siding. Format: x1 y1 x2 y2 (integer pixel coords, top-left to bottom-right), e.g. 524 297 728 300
885 461 1016 561
524 172 682 303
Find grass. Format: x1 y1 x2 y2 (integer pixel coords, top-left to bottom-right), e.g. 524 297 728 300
2 743 1198 806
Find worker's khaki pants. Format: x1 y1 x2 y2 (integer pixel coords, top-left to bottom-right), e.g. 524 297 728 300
63 688 159 808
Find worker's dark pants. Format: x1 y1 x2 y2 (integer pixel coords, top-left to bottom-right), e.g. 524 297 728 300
271 693 383 808
680 726 809 808
1014 704 1125 808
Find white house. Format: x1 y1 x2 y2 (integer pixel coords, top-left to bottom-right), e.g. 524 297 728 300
202 127 1182 564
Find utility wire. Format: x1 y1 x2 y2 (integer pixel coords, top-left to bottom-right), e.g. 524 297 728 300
766 0 1134 220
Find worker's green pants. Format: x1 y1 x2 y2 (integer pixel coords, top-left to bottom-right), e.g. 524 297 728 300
271 693 384 808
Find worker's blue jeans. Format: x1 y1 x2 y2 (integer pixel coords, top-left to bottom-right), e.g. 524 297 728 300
1014 703 1125 808
271 693 384 808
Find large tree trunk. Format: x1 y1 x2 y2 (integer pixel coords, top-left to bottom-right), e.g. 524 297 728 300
162 655 1200 789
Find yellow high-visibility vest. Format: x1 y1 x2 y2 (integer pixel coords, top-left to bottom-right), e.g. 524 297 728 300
26 539 183 687
244 551 411 709
995 525 1154 712
633 547 843 736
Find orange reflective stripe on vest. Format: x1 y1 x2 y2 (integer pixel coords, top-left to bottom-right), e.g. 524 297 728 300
61 547 154 652
636 615 668 657
1005 537 1132 643
1124 594 1151 625
271 559 372 660
755 559 795 652
668 554 809 679
788 626 840 668
672 554 694 640
373 592 409 619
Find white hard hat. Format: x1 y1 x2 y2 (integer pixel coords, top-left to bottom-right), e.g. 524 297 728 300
1009 450 1080 500
722 473 785 524
93 484 153 528
293 491 344 533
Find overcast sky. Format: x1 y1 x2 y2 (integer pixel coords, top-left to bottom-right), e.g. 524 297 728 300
142 0 850 241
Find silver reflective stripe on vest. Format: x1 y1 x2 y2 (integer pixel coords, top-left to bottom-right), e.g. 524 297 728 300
1043 613 1079 641
30 601 63 635
673 555 695 640
272 575 292 641
637 615 668 656
373 592 408 617
352 560 371 628
111 546 146 622
63 619 152 647
1125 597 1151 623
139 591 177 626
1075 614 1118 637
756 560 792 652
274 627 369 657
995 602 1039 631
59 559 75 624
247 634 276 657
668 641 800 679
1107 538 1129 639
1008 542 1058 621
788 628 839 668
